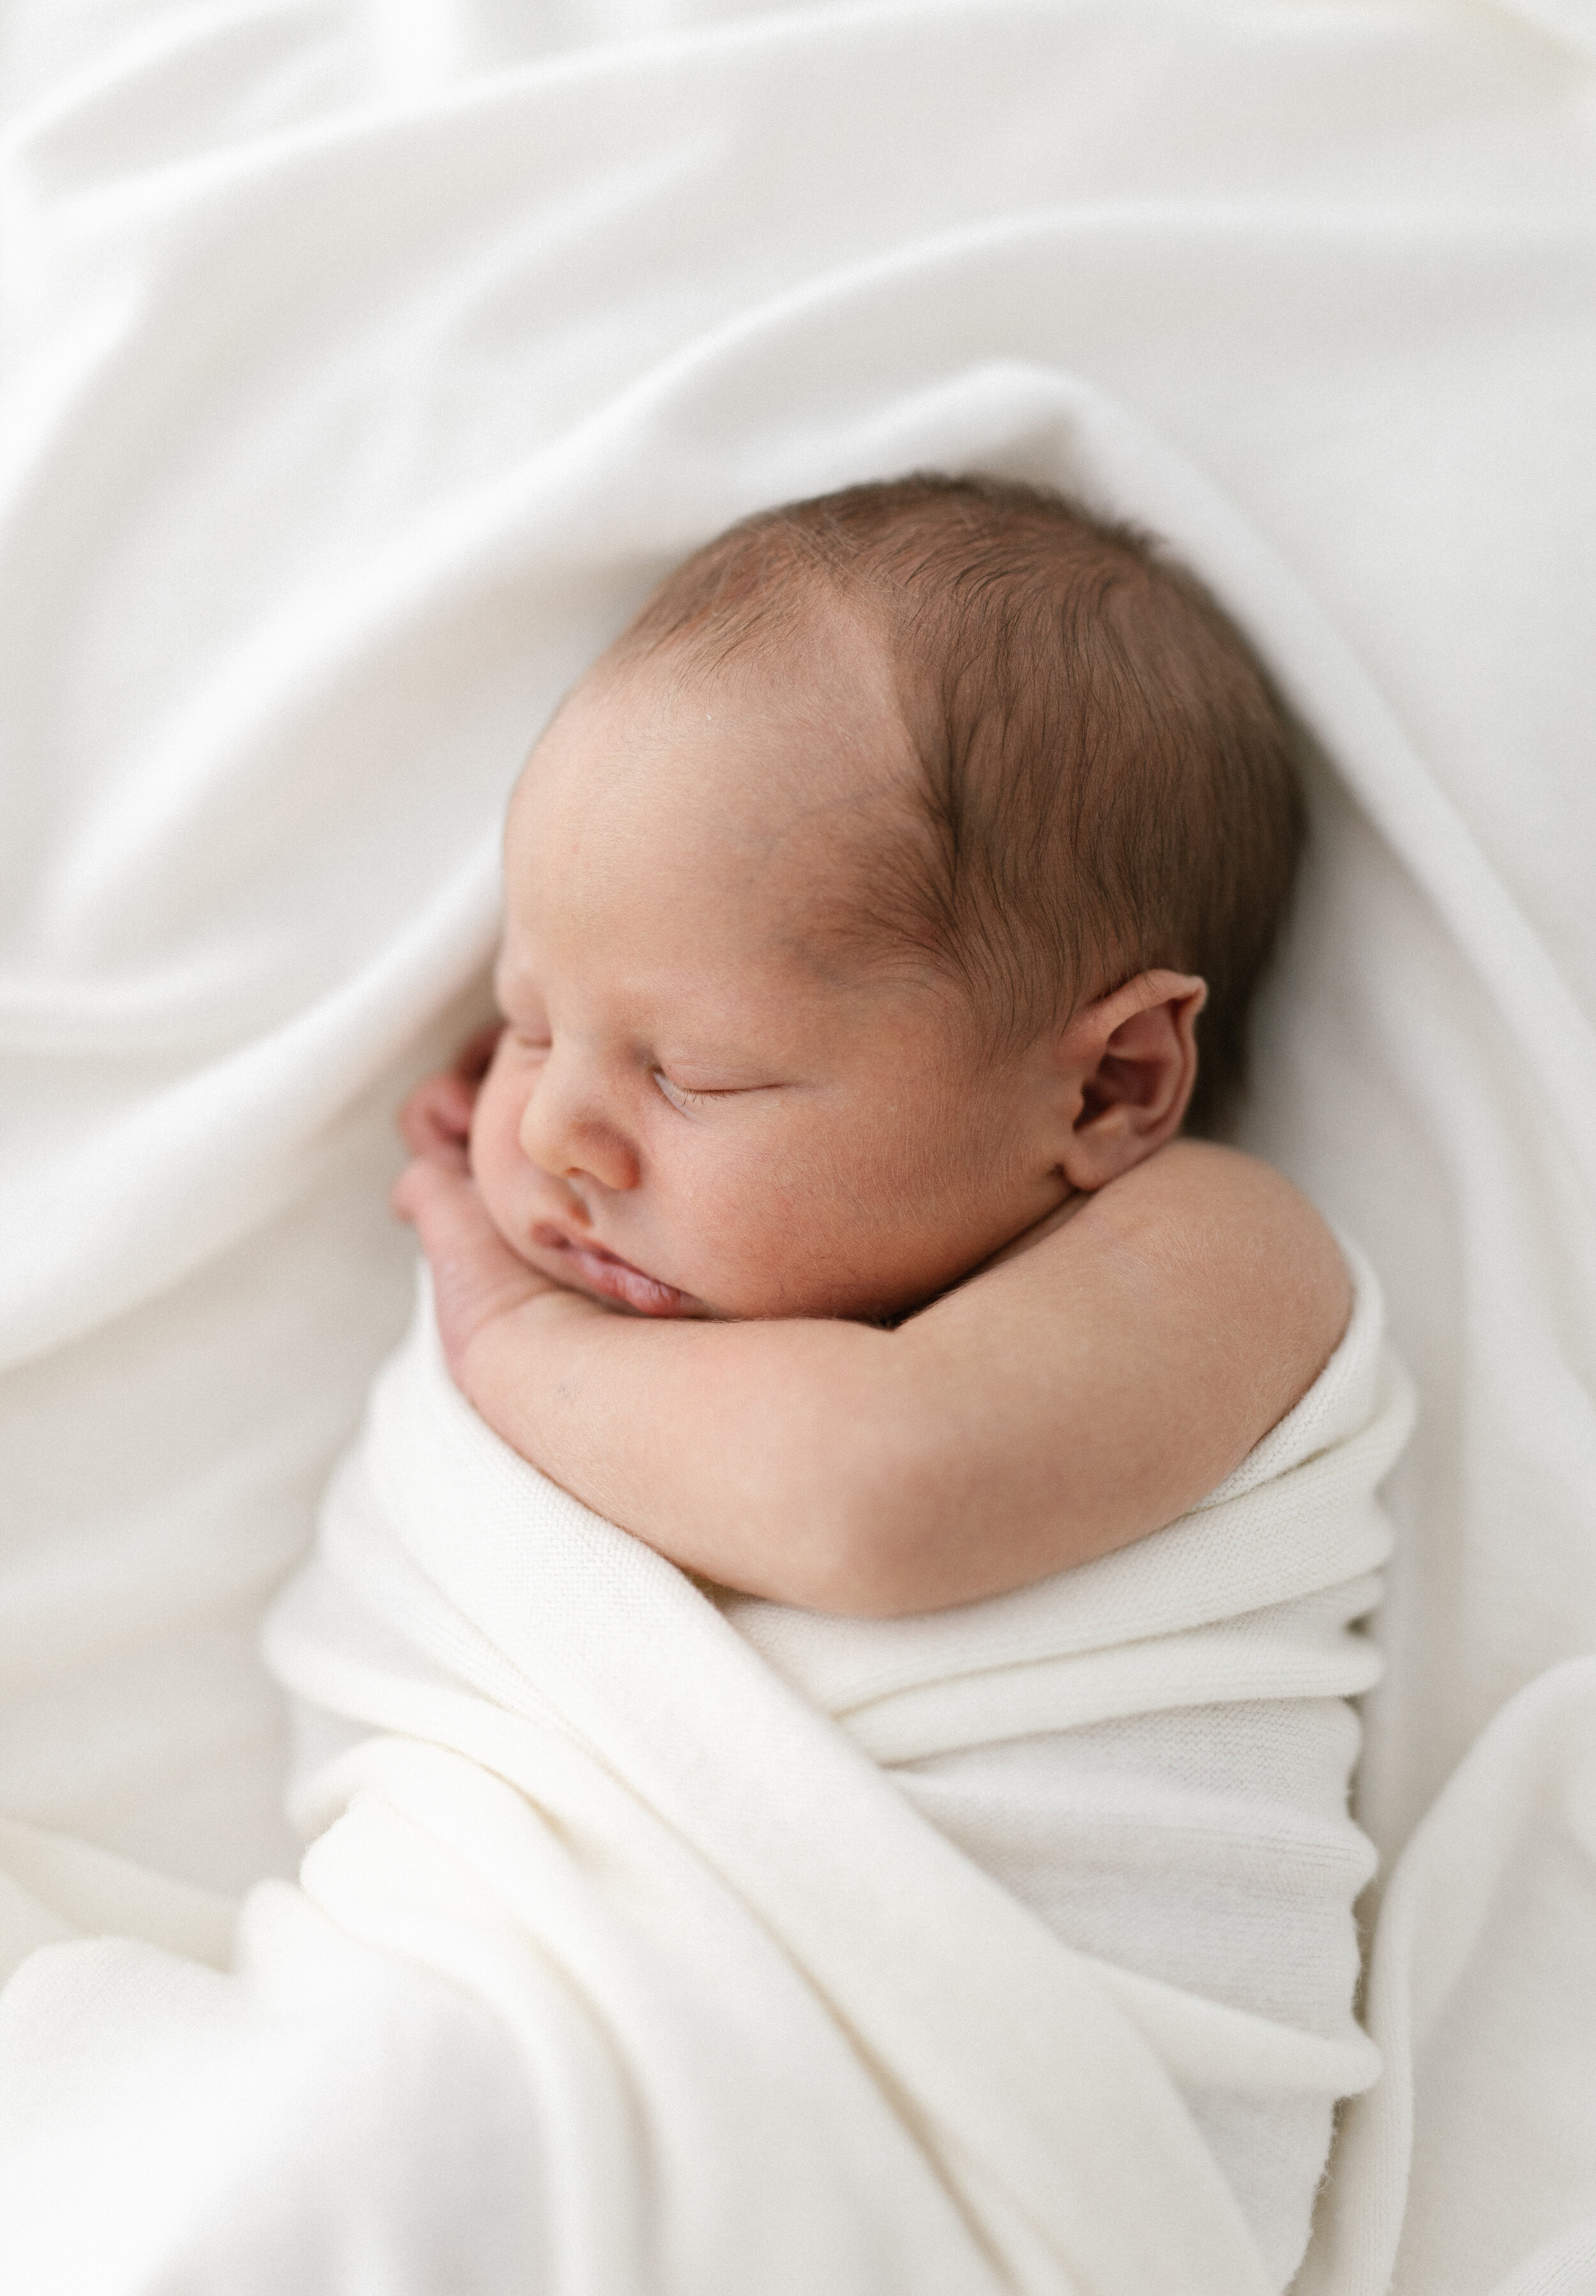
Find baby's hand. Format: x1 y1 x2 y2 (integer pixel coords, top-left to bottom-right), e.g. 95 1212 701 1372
396 1024 504 1172
393 1156 577 1383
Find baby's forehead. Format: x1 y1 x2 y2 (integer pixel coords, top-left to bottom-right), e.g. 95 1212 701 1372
503 637 938 996
523 604 919 832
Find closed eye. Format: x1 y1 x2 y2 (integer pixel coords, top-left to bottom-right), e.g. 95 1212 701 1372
654 1071 754 1113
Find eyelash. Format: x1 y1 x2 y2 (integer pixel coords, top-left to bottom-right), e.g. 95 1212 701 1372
654 1071 725 1112
502 1038 741 1112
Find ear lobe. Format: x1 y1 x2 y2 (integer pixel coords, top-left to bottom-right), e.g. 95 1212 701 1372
1055 971 1207 1191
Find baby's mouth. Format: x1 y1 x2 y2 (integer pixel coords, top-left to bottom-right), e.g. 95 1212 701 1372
531 1223 695 1318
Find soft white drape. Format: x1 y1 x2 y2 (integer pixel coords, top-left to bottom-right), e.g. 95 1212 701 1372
2 5 1593 2290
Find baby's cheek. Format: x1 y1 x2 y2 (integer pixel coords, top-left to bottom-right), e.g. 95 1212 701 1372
689 1208 843 1320
467 1056 502 1157
467 1087 527 1244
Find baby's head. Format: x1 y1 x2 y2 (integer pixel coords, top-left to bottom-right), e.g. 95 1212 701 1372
472 476 1302 1321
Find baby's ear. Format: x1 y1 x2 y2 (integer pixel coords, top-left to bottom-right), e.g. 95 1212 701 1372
1053 971 1207 1191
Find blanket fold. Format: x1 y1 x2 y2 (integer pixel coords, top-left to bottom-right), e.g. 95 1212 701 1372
253 1242 1410 2295
3 7 1593 2290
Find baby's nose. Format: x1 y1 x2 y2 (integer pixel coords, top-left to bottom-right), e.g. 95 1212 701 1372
518 1059 640 1194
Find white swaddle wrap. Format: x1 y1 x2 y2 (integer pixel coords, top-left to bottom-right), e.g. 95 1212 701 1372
245 1242 1410 2295
2 7 1590 2288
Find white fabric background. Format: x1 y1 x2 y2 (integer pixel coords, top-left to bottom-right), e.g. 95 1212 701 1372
1 3 1593 2290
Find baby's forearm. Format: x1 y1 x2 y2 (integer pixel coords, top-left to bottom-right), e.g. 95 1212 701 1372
396 1152 976 1611
410 1142 1350 1617
406 1134 1341 1607
461 1297 940 1611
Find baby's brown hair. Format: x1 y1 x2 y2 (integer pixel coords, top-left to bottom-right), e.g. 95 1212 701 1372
620 474 1304 1131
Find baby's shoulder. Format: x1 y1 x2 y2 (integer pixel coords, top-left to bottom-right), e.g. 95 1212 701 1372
899 1143 1356 1590
1076 1137 1351 1398
1089 1137 1342 1266
982 1142 1352 1461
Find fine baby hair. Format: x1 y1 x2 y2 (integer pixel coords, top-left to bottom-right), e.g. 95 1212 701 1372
619 474 1304 1128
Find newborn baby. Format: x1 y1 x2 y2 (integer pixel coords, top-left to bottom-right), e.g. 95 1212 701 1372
394 472 1348 1615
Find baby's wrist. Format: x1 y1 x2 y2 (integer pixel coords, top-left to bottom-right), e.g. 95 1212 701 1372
456 1278 606 1446
525 1271 611 1318
463 1278 596 1369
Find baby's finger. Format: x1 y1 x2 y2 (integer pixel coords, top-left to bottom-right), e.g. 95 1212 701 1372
455 1023 505 1085
396 1071 476 1165
391 1156 559 1377
391 1157 437 1223
393 1152 477 1217
393 1157 499 1262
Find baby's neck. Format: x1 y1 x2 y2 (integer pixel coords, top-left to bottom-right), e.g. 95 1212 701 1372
876 1188 1087 1325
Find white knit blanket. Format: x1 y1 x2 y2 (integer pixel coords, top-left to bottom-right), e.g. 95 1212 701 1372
5 10 1593 2290
164 1246 1401 2296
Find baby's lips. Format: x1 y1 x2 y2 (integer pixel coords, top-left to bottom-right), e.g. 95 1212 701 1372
596 1255 691 1317
532 1223 697 1318
566 1243 691 1318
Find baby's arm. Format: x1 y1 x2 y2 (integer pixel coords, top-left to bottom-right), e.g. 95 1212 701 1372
396 1136 1349 1617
